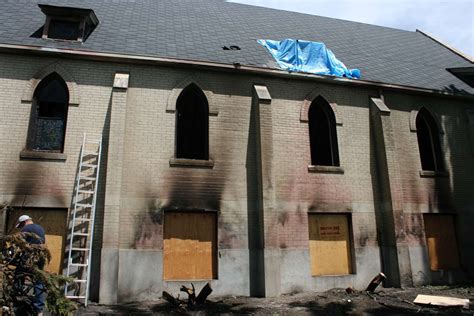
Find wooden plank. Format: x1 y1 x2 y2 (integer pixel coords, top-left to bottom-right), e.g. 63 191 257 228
308 214 352 276
414 294 469 308
44 234 64 274
163 212 217 280
7 208 68 274
423 214 460 270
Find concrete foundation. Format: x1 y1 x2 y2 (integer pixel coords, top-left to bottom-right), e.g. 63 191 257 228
280 247 381 294
112 249 250 302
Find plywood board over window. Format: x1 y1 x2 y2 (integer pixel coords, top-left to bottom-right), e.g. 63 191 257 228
163 211 217 280
308 213 352 276
6 208 68 274
423 214 460 271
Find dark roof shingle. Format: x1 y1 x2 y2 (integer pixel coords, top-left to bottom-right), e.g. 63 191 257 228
1 0 472 93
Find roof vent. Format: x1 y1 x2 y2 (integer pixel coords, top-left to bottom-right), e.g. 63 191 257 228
223 45 241 51
38 4 99 42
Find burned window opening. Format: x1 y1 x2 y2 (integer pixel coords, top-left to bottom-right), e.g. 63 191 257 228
28 73 69 152
416 108 444 171
176 84 209 160
308 96 340 166
47 19 81 41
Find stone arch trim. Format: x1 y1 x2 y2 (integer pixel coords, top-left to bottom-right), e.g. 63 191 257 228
410 106 444 134
21 63 80 106
166 77 218 115
300 88 342 125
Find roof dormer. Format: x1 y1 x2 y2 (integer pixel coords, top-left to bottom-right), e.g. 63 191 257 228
38 4 99 42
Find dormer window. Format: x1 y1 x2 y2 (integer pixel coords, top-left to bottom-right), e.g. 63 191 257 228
48 19 81 41
39 4 99 42
447 67 474 88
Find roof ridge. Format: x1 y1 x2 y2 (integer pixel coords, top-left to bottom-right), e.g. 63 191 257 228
416 29 474 64
226 1 417 34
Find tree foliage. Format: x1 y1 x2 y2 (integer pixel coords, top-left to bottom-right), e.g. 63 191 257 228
1 227 78 315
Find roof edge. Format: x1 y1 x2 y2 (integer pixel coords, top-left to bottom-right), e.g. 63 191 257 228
0 43 472 99
416 29 474 63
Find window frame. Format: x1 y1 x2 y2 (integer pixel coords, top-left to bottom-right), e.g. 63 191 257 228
26 73 70 154
163 210 218 280
423 213 460 271
414 107 446 174
307 212 355 276
174 84 210 161
42 16 86 42
308 96 341 168
38 4 99 43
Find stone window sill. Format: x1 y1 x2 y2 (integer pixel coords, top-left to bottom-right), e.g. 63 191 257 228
164 279 216 282
312 273 354 277
419 170 449 178
169 158 214 168
20 149 67 161
308 165 344 174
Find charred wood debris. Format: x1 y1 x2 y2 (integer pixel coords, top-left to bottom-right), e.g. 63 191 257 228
162 283 213 312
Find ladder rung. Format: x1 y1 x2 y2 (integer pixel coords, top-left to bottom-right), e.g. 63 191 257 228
86 139 101 144
66 295 86 299
65 135 101 303
72 279 87 283
72 232 90 237
74 218 92 222
71 248 89 251
81 164 98 169
76 203 93 208
78 190 94 194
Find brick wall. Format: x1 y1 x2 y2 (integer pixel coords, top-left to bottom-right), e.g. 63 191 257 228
1 51 473 300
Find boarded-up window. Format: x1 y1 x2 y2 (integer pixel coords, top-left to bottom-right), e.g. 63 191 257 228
163 212 217 280
423 214 460 271
6 208 68 274
308 214 352 276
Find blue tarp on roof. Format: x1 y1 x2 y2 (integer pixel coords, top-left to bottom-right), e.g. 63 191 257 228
257 39 361 79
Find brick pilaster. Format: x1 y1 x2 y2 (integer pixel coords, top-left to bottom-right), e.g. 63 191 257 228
370 96 413 287
99 73 129 304
252 85 281 297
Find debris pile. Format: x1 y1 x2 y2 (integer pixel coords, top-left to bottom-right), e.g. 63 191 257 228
162 282 213 312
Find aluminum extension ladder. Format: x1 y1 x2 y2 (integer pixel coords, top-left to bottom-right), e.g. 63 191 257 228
65 133 102 306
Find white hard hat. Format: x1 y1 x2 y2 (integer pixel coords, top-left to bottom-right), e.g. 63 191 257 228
16 215 32 228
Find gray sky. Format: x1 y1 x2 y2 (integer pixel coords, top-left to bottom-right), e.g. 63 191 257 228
228 0 474 57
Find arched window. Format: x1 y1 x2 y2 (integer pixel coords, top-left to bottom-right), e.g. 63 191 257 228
28 73 69 152
308 96 340 166
176 84 209 160
416 108 444 171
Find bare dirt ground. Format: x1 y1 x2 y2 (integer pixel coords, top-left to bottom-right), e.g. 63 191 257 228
77 285 473 315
